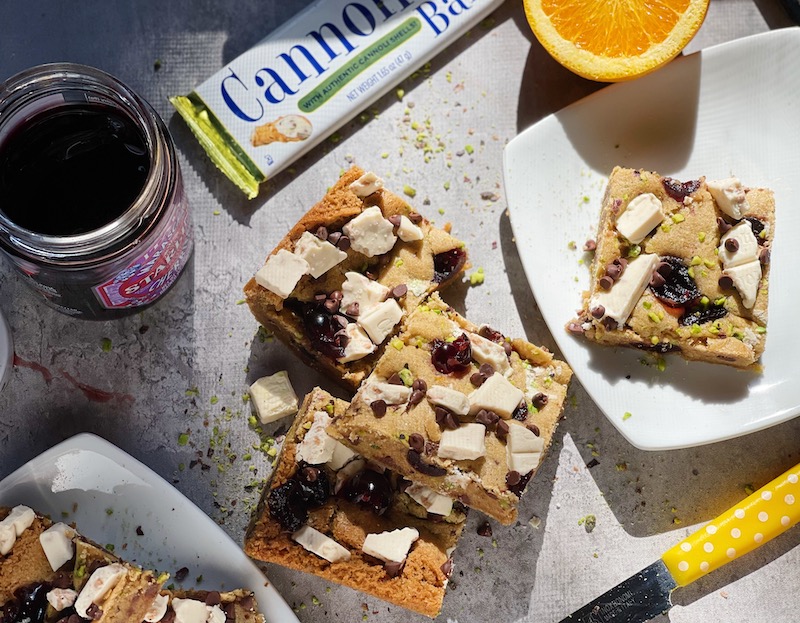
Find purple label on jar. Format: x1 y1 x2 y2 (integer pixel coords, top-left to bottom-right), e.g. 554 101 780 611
94 197 192 309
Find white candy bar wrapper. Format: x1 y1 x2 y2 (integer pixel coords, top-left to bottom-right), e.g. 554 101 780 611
171 0 505 198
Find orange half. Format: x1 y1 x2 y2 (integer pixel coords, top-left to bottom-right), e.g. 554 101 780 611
523 0 710 82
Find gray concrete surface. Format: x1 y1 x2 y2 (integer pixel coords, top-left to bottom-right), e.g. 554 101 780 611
0 1 798 622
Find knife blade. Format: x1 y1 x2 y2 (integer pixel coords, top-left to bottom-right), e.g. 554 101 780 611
559 461 800 623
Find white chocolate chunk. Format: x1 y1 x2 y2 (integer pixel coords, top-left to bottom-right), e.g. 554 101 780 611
405 483 454 516
615 193 665 244
426 385 469 416
254 249 309 299
438 423 487 461
144 593 169 623
719 221 759 268
0 524 15 555
349 171 384 197
172 598 226 623
248 371 299 424
296 411 337 465
468 332 510 375
589 253 659 328
75 563 127 618
342 206 397 257
506 423 545 475
468 372 525 419
338 323 376 363
726 261 762 309
357 298 402 344
327 438 358 471
360 381 411 405
408 279 429 297
39 522 75 571
293 231 348 278
46 588 78 612
293 525 351 563
340 272 390 316
2 505 35 536
397 215 424 242
362 527 419 563
708 177 749 219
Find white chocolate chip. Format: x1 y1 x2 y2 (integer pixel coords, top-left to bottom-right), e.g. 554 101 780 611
468 372 524 419
292 525 351 563
293 231 348 278
342 207 397 257
426 385 469 416
725 261 762 309
340 271 390 316
615 193 665 244
438 423 487 461
708 177 749 220
357 298 402 344
254 249 309 298
143 593 169 623
39 522 76 571
405 483 454 516
349 172 384 197
248 371 299 424
338 323 376 363
296 411 338 465
362 527 419 563
506 423 544 475
74 563 127 618
468 333 510 375
46 588 78 612
397 215 424 242
360 381 412 405
719 221 759 268
589 253 659 328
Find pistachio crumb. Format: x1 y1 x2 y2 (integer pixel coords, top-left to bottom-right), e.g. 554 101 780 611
622 412 632 421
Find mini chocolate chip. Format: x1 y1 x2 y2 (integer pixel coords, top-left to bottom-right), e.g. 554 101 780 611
445 413 460 430
440 558 454 578
503 342 513 356
412 378 427 392
478 362 494 377
407 449 447 476
477 521 493 537
388 372 404 385
391 284 408 298
330 290 343 302
506 471 521 487
599 276 614 291
760 248 770 264
475 409 500 429
717 217 732 234
605 264 622 281
650 272 666 288
86 603 103 620
385 560 405 577
324 298 340 313
337 235 351 251
718 274 734 289
409 433 425 452
371 400 387 417
470 372 485 387
175 566 189 581
601 317 618 330
567 322 585 334
315 226 328 240
614 257 628 269
136 526 144 536
334 314 349 329
496 419 509 440
314 292 327 301
328 231 342 245
590 305 605 319
408 212 423 224
205 591 222 606
302 466 319 482
656 261 673 277
345 302 360 316
434 406 449 426
388 214 402 227
532 393 548 410
527 424 541 436
409 389 426 405
583 239 597 252
725 238 739 252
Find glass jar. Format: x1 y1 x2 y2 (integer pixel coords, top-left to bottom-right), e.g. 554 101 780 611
0 63 193 320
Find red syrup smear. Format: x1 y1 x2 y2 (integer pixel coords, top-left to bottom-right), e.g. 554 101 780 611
13 353 133 404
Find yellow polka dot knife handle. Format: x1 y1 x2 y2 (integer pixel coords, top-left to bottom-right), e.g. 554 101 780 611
662 462 800 586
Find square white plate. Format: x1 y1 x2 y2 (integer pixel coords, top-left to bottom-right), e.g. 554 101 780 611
504 28 800 450
0 433 299 623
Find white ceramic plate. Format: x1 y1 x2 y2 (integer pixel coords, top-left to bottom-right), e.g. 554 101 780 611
504 29 800 451
0 433 299 623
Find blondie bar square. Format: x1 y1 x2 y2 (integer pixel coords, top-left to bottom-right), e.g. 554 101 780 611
244 167 468 389
569 167 773 369
244 387 465 618
328 294 572 525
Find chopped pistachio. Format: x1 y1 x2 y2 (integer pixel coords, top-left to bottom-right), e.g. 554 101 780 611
178 433 190 446
403 184 416 198
101 338 112 352
671 213 685 223
627 244 641 258
622 411 632 421
650 336 659 345
698 231 706 242
647 311 660 323
690 256 703 266
464 144 474 155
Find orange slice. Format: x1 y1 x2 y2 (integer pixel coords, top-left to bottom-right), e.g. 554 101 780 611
523 0 710 82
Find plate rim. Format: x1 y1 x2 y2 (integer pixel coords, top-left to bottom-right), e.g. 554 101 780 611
503 28 800 451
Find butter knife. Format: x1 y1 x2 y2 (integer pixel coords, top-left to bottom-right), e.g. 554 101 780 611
559 461 800 623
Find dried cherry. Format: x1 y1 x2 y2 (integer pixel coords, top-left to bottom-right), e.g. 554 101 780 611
662 177 701 202
431 333 472 374
433 248 467 283
290 301 346 361
338 469 393 515
679 304 728 326
649 256 700 307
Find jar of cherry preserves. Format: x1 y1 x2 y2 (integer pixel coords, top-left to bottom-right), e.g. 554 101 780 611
0 63 193 319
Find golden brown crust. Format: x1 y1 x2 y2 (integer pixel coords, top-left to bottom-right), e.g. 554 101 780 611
0 507 55 603
244 388 464 618
570 167 773 369
243 166 468 389
328 294 572 526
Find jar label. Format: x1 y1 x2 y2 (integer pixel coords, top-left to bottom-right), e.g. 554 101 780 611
93 197 192 309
